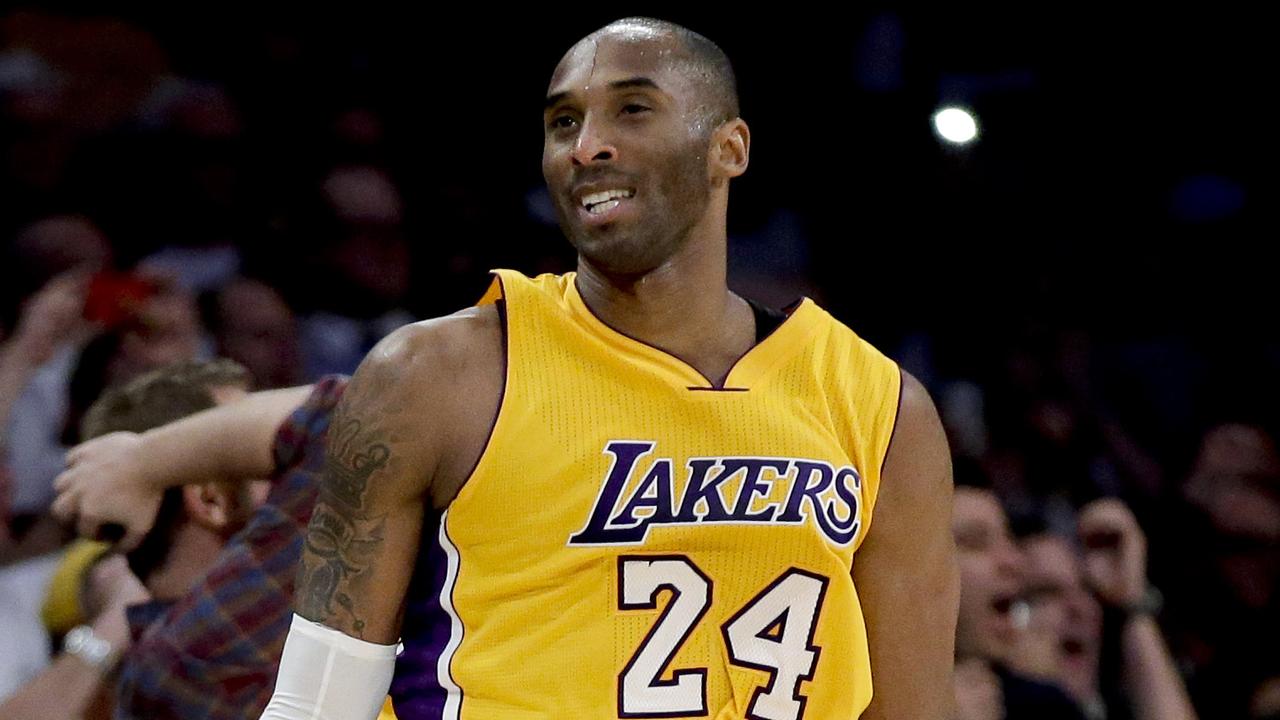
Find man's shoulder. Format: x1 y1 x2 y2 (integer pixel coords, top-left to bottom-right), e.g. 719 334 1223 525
352 305 505 444
367 304 504 383
347 304 505 505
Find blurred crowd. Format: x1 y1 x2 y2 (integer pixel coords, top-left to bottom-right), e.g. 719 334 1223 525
1 8 1276 720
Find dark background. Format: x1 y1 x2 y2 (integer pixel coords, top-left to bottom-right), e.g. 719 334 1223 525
1 6 1274 716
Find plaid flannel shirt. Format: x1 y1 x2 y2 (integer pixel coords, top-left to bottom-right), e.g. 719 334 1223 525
115 376 347 720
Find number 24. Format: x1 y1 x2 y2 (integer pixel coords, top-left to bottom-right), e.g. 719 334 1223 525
617 556 830 720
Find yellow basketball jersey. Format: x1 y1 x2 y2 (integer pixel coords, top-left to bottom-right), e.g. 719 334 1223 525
391 269 901 720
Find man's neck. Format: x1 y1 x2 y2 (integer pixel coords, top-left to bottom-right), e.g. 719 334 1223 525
144 524 223 602
574 230 755 387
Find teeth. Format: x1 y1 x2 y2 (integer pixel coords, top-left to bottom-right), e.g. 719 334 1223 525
588 199 620 215
581 188 634 207
1010 599 1030 630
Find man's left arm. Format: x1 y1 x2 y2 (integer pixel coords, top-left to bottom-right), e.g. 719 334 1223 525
1079 499 1198 720
854 371 959 720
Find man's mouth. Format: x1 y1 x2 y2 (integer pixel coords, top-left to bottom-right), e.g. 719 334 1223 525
991 592 1030 629
1061 628 1094 659
992 593 1016 616
579 188 636 216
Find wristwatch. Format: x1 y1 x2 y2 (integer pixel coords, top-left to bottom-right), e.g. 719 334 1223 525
64 624 117 671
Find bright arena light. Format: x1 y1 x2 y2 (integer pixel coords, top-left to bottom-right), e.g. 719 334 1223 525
933 106 979 145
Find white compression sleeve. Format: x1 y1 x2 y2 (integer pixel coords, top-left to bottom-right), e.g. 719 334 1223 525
260 614 397 720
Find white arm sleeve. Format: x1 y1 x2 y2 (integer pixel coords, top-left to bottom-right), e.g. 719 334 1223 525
260 614 398 720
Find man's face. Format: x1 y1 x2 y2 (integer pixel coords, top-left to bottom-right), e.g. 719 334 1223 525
217 280 300 389
542 30 716 275
113 291 203 384
1022 535 1102 703
953 488 1024 662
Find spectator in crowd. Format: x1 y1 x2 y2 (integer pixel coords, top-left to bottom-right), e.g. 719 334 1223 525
3 216 109 518
293 164 415 378
201 277 302 389
1021 499 1198 720
952 481 1087 719
1162 423 1280 717
3 359 256 716
0 270 97 701
62 277 207 444
4 215 112 308
6 359 261 716
0 547 147 718
50 363 396 718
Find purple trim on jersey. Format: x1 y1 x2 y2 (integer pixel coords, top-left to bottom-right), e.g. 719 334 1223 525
390 512 453 718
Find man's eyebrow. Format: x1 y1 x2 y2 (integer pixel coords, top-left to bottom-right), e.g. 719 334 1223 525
544 77 665 111
544 91 570 111
608 76 662 92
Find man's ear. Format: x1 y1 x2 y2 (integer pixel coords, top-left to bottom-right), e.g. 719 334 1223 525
711 118 750 180
181 483 234 532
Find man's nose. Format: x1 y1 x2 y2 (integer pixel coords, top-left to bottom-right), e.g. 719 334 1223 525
571 118 617 166
996 541 1025 578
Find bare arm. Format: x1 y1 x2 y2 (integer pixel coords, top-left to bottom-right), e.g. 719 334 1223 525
0 554 147 719
0 338 39 437
1078 499 1197 720
1121 615 1198 720
854 371 959 720
261 309 498 720
0 653 113 720
0 271 93 433
294 328 440 643
106 384 312 486
51 385 313 547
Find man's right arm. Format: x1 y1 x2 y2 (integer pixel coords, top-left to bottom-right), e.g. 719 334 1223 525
1078 500 1198 720
262 322 452 720
293 325 445 642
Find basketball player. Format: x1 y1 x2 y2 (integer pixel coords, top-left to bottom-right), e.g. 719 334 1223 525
261 17 958 720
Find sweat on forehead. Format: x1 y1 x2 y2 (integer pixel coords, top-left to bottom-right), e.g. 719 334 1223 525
552 29 682 85
592 17 677 44
550 17 739 125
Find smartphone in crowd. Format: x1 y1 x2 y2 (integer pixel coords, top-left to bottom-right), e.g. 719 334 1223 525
82 272 158 330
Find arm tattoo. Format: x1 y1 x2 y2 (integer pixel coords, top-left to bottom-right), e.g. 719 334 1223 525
298 502 385 637
327 419 391 510
296 372 404 638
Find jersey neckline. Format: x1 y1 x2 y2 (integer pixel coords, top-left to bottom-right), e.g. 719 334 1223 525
563 272 822 391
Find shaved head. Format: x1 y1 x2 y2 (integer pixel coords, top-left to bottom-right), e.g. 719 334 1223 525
586 17 739 134
542 16 749 276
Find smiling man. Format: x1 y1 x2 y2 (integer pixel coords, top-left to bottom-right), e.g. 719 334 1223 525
260 17 958 720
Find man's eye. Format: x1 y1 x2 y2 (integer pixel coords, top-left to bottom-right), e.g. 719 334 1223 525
621 104 650 115
549 115 576 130
1024 587 1062 605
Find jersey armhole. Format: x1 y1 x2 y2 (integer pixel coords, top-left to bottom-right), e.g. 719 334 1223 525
853 363 904 554
446 284 510 512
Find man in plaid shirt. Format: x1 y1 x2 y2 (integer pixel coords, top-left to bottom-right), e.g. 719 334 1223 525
52 364 397 719
121 377 342 719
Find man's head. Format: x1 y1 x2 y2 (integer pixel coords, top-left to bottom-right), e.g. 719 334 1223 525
81 359 261 593
12 215 112 283
2 214 111 332
110 285 205 383
1183 423 1280 609
542 18 749 276
206 278 301 389
1021 533 1103 705
1184 423 1280 545
953 486 1024 662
